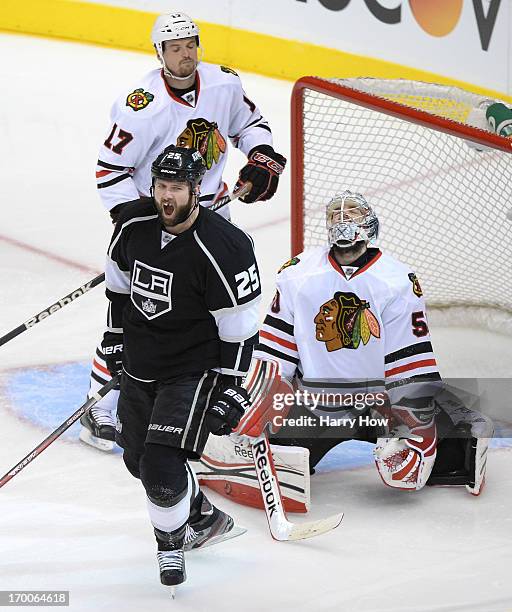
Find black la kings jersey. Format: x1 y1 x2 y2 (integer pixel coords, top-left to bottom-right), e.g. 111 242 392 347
105 199 261 381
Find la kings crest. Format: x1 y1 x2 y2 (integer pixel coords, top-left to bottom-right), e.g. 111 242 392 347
131 260 173 320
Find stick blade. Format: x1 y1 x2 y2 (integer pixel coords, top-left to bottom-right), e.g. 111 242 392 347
285 512 344 541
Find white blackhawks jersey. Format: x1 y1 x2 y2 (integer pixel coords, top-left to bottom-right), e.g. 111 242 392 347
255 246 442 409
96 62 272 213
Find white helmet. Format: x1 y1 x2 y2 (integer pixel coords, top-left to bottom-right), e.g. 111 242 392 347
326 190 379 249
151 12 200 58
151 13 200 81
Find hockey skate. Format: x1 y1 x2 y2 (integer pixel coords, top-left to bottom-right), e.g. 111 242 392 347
155 527 187 598
79 407 116 452
157 549 186 597
184 495 246 551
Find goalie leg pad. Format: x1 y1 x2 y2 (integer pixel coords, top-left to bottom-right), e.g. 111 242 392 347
193 434 310 512
427 409 494 496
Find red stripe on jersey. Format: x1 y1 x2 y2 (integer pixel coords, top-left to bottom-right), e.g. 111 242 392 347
161 70 200 107
260 330 297 351
385 359 437 377
328 254 347 278
352 250 382 278
93 359 111 376
96 170 113 178
328 250 382 279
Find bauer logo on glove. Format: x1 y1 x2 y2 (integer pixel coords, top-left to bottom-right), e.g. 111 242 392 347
206 380 252 436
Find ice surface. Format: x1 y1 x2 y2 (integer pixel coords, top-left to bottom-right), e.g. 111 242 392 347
0 34 511 611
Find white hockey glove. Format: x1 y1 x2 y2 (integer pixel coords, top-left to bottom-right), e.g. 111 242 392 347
374 404 437 491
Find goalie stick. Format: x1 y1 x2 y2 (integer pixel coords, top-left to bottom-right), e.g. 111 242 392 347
0 376 118 488
0 272 105 347
251 433 343 541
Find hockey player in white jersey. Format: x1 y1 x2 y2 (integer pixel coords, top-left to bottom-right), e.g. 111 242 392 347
96 12 285 219
251 191 493 495
80 11 286 450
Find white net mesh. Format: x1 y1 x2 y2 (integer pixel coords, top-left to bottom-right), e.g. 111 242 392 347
297 78 512 321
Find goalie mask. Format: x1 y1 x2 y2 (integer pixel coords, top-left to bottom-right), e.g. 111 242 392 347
326 190 379 249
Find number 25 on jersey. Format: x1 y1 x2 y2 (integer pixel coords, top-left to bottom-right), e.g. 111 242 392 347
236 264 260 299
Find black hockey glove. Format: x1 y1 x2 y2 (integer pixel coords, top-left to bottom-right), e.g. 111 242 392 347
101 332 124 381
234 145 286 203
206 378 252 436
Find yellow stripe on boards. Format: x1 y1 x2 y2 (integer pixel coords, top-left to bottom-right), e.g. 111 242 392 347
1 0 510 103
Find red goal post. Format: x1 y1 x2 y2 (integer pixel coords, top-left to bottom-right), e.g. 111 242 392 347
291 77 512 325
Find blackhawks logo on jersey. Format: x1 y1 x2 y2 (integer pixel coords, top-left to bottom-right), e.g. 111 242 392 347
176 119 227 169
408 273 423 297
314 291 380 353
126 88 155 111
278 257 300 274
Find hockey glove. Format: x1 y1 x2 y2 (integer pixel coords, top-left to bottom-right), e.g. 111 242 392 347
101 331 124 380
206 378 252 436
374 402 437 491
235 145 286 203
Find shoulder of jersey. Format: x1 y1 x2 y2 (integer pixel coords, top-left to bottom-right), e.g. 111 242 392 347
197 208 254 255
276 246 327 278
374 251 419 292
116 198 157 227
199 62 241 88
114 69 167 118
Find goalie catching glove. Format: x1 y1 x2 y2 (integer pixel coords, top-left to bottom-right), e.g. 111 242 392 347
374 402 437 491
206 377 251 436
235 145 286 203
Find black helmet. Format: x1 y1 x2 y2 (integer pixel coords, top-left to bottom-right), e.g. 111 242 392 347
151 145 206 189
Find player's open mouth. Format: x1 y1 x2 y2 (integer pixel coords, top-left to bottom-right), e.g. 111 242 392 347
163 203 174 216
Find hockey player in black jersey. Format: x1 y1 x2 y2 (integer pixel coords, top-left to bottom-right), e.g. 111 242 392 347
102 145 261 590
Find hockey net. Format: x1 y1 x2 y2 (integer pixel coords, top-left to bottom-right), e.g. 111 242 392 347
291 77 512 331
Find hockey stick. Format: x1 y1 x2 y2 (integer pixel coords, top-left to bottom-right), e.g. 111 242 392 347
0 376 118 488
251 432 344 541
0 272 105 348
209 182 252 213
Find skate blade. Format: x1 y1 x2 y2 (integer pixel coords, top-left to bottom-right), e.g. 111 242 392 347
79 428 114 452
195 525 247 550
169 586 176 599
